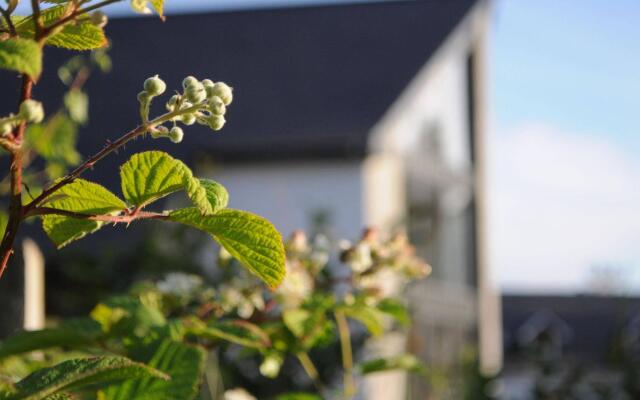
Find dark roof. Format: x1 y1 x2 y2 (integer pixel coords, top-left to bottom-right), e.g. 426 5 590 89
2 0 476 169
502 294 640 362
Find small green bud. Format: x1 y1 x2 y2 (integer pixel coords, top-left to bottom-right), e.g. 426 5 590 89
202 79 214 88
89 11 108 28
1 121 12 136
143 75 166 97
185 83 206 103
181 113 197 125
19 100 44 123
208 96 226 116
209 82 233 105
208 115 226 131
166 94 180 111
169 126 184 143
182 76 199 89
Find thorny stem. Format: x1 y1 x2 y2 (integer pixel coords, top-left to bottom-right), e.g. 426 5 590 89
335 310 356 399
24 207 169 223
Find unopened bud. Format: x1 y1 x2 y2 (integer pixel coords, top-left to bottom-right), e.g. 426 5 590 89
182 76 199 90
166 94 180 111
208 115 226 131
143 75 166 97
181 113 196 125
185 83 206 103
209 82 233 105
208 96 226 116
19 100 44 123
169 126 184 143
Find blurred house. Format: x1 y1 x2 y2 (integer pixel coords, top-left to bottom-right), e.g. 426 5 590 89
501 294 640 398
0 0 499 396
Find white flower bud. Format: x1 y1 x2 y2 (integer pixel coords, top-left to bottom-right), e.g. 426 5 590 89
207 115 226 131
169 126 184 143
182 76 199 89
259 355 282 378
208 96 226 116
209 82 233 105
19 100 44 123
90 11 108 28
143 75 166 97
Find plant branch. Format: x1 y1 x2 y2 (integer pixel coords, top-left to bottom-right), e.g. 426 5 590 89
335 310 356 399
24 207 169 223
0 6 17 37
0 75 34 278
41 0 123 36
25 102 204 212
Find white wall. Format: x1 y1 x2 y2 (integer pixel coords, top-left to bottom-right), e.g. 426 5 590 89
203 161 364 240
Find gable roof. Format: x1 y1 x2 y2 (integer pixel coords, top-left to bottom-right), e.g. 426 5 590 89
1 0 477 168
502 294 640 362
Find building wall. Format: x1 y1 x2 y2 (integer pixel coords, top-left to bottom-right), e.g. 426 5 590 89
202 161 365 240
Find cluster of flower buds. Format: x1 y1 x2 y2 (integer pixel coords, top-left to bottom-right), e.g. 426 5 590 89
137 75 233 144
1 100 45 137
341 228 431 300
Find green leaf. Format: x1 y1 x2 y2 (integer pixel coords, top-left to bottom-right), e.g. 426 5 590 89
46 22 107 51
15 6 107 50
199 179 229 213
8 356 169 400
90 296 166 339
40 179 127 248
339 304 385 337
26 113 81 168
187 319 270 349
358 354 427 376
0 211 7 239
0 38 41 78
119 151 213 215
376 298 410 326
170 208 285 288
63 89 88 125
0 319 103 360
101 340 205 400
282 308 333 349
150 0 164 17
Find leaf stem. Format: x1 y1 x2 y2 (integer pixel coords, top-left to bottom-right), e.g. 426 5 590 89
335 310 356 399
296 352 325 393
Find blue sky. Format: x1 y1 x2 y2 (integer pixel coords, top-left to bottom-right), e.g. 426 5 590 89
488 0 640 293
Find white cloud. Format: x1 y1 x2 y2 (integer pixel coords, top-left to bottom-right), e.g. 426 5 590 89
487 123 640 293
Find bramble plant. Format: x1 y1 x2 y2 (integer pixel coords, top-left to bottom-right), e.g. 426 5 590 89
0 0 285 286
0 228 431 399
0 1 431 399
